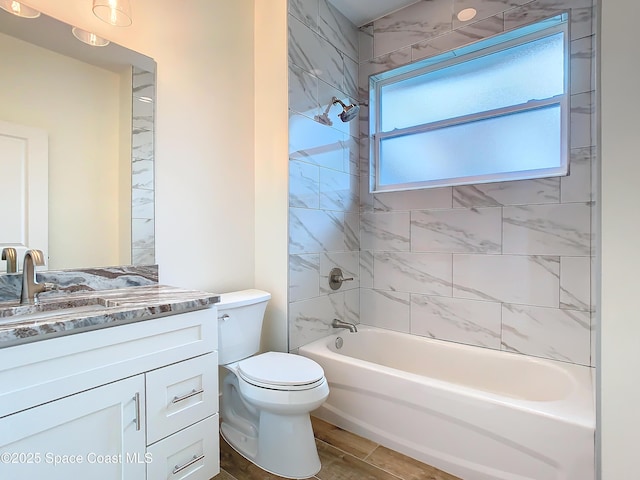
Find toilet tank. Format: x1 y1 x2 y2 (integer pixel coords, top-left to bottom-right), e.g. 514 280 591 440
217 289 271 365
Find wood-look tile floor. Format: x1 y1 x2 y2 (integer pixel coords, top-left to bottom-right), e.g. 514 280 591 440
212 416 461 480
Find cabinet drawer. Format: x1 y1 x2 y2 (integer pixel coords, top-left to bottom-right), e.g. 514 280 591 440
146 353 218 445
146 414 219 480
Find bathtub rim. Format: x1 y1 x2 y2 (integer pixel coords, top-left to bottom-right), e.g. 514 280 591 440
299 325 595 430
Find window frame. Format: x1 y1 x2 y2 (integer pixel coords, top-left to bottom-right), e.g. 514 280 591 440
369 14 570 193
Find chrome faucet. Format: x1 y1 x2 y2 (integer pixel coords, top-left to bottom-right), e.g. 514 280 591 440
331 318 358 333
20 249 54 304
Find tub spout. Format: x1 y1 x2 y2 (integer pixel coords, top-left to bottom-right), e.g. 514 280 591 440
331 318 357 333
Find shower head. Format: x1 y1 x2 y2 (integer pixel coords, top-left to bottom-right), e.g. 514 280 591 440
332 97 360 123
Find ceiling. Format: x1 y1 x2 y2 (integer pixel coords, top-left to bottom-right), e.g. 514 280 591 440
327 0 422 27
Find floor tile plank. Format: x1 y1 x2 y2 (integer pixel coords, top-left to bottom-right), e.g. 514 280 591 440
311 416 379 459
366 445 462 480
315 439 402 480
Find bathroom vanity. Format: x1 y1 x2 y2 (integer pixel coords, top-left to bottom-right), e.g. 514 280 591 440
0 285 220 480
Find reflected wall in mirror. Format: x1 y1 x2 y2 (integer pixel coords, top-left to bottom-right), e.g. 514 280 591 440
0 8 155 274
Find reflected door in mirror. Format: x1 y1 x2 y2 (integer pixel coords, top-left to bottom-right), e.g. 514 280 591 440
0 120 48 273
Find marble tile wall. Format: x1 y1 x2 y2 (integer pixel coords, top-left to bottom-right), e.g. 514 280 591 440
288 0 361 350
131 67 155 265
357 0 597 367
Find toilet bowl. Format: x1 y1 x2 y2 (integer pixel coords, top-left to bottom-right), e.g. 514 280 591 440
217 289 329 479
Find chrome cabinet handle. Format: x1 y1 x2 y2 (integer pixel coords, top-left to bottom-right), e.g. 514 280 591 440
173 454 205 475
133 392 141 431
171 388 204 404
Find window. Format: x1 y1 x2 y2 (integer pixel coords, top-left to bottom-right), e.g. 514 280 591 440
370 14 569 192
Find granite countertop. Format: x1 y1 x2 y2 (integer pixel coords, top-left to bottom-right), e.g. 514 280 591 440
0 285 220 348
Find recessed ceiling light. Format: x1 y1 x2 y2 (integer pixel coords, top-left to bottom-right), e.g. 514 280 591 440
457 8 477 22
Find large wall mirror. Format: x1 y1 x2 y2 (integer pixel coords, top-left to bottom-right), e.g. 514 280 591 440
0 8 155 274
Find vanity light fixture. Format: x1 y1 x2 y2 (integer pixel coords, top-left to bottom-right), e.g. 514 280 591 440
92 0 132 27
457 7 477 22
0 0 40 18
72 27 110 47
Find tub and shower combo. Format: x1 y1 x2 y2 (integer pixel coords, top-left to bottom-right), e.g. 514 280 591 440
299 326 595 480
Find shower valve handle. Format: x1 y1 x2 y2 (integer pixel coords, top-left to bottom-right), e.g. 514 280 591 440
329 267 354 290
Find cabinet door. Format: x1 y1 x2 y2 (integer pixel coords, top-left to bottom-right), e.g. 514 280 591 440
0 375 146 480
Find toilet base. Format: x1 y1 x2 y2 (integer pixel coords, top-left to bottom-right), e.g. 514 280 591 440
221 411 321 479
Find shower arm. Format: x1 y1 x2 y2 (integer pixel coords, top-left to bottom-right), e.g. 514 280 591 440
332 97 348 109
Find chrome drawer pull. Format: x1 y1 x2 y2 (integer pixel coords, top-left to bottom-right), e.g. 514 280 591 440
133 392 141 431
171 388 204 404
172 454 205 475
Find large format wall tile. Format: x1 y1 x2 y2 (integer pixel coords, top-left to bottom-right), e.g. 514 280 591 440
289 0 318 30
502 303 591 365
452 0 530 29
289 15 345 91
453 254 560 307
411 208 502 253
289 113 345 171
570 35 594 95
319 169 359 212
413 15 504 62
504 3 594 41
289 293 345 349
360 212 410 251
373 0 453 57
561 147 593 203
289 253 320 302
560 256 591 311
502 203 591 256
373 187 452 212
360 288 410 332
289 208 345 254
411 294 502 348
373 252 452 296
318 0 358 61
290 159 320 208
289 63 319 118
453 178 560 207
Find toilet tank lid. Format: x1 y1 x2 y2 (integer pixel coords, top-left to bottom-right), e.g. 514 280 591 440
216 289 271 309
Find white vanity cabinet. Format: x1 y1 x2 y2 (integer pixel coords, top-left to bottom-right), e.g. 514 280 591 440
0 306 219 480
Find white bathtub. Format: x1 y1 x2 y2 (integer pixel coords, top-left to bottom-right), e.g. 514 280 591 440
299 326 595 480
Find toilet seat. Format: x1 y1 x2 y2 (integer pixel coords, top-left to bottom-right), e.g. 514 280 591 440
237 351 325 391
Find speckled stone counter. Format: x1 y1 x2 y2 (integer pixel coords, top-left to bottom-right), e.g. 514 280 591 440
0 285 220 348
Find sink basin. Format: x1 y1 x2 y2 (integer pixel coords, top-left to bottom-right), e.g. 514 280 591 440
0 303 107 325
0 297 108 324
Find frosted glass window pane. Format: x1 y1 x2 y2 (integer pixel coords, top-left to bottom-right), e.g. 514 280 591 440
380 33 564 131
379 106 561 187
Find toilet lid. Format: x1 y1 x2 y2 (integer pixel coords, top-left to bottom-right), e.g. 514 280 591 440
237 352 325 390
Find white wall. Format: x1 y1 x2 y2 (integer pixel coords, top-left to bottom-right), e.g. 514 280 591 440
25 0 257 294
598 0 640 477
254 0 289 352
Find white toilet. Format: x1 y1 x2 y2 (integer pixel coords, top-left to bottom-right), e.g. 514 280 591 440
217 289 329 479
